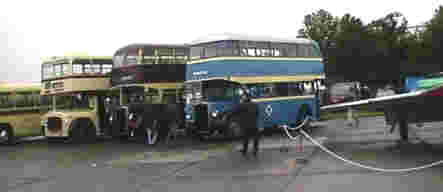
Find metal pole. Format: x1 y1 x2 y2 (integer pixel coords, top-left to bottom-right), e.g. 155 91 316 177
159 89 164 104
52 95 56 112
120 87 123 106
95 96 101 131
13 93 17 111
34 91 38 109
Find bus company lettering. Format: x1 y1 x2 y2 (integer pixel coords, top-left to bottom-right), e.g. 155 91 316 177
265 104 273 117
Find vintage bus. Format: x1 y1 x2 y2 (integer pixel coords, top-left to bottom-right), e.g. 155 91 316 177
184 33 325 137
110 44 188 144
0 82 46 144
40 55 112 142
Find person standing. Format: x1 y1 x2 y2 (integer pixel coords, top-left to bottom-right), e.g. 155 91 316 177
377 84 397 132
230 90 260 157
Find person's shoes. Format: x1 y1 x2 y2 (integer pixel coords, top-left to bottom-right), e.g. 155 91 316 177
280 147 289 152
252 151 258 158
240 149 247 156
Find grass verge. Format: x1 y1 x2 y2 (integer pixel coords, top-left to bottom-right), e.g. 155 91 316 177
320 110 385 121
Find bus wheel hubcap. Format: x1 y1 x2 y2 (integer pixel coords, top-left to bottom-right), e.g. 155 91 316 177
0 129 8 141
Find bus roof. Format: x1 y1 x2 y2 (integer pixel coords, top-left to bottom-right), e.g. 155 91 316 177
0 82 40 93
188 33 315 46
114 43 188 56
42 56 113 64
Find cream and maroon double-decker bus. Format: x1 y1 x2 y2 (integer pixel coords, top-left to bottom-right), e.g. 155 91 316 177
40 55 113 142
110 44 188 145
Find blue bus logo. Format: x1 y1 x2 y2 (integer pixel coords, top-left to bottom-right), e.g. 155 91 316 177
265 104 273 117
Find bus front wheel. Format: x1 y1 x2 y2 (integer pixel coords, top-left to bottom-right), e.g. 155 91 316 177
69 118 97 144
0 123 15 145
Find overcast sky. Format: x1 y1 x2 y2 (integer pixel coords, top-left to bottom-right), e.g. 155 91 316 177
0 0 441 83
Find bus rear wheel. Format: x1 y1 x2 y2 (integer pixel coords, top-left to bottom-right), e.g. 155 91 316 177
135 120 159 145
226 119 243 139
0 123 15 145
146 126 159 145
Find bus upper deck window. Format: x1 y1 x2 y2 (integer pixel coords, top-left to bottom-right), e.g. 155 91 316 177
274 49 281 56
54 64 62 76
113 56 125 67
102 64 112 73
261 49 272 57
84 64 92 73
62 64 71 74
73 64 83 73
288 47 297 57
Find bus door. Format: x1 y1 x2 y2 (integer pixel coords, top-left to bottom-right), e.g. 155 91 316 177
96 94 107 135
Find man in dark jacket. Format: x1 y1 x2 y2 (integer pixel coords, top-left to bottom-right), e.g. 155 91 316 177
230 91 261 157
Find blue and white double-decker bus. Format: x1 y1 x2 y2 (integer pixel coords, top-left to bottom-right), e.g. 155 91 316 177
183 33 325 138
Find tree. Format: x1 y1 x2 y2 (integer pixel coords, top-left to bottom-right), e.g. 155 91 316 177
325 12 414 85
398 6 443 76
367 12 409 88
422 6 443 66
300 9 442 87
367 12 408 60
299 9 339 52
299 8 442 143
326 13 371 82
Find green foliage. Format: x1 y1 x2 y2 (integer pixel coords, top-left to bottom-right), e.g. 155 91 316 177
423 6 443 58
300 6 443 85
320 110 384 121
299 9 339 51
329 12 404 82
399 6 443 75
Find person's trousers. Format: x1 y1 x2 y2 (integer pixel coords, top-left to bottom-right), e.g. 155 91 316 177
241 129 261 155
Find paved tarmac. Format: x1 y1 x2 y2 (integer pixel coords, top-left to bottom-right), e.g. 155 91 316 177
2 116 443 192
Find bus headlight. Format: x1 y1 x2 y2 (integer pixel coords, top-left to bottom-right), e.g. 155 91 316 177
211 110 218 118
185 114 191 120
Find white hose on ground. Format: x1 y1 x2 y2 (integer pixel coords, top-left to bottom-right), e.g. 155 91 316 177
279 117 311 150
279 116 311 146
282 118 443 173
